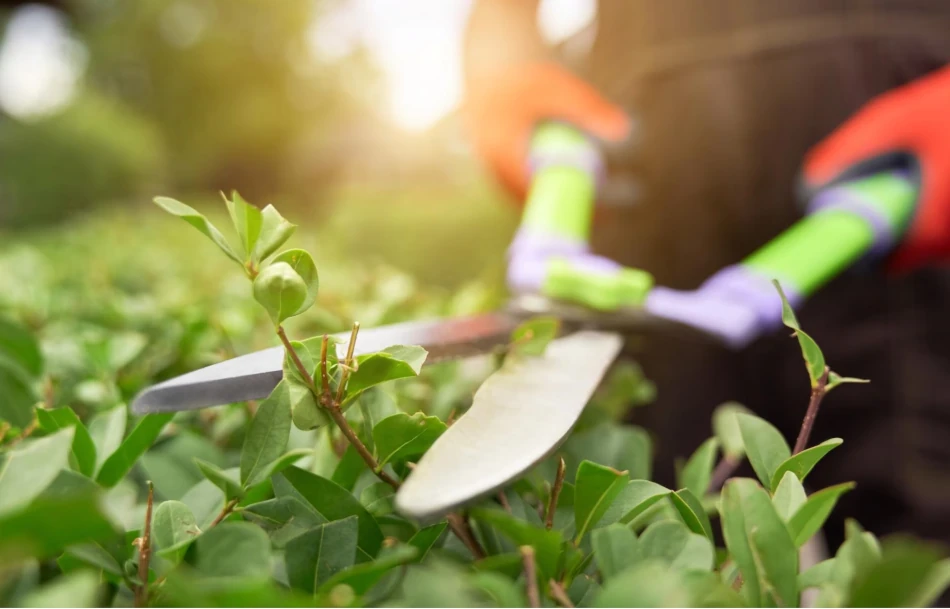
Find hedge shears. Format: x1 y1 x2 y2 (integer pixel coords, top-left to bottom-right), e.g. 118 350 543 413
133 122 917 522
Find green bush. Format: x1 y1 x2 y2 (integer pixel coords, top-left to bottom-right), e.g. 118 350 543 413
0 195 947 608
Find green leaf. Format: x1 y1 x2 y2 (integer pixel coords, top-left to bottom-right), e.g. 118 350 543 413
331 444 367 492
253 204 297 262
772 471 807 521
87 406 126 475
195 459 244 501
639 520 714 572
0 493 116 563
346 345 428 397
372 412 446 469
96 413 173 487
678 438 719 498
0 427 74 517
566 422 652 480
36 407 97 478
241 381 291 487
720 478 799 607
470 571 526 608
788 482 855 547
225 191 263 260
152 500 201 562
770 438 843 491
830 519 882 595
849 539 945 608
470 508 563 578
243 497 328 549
712 401 751 460
669 488 714 542
285 516 359 594
591 524 640 581
407 522 447 562
0 356 36 428
509 316 560 356
594 560 692 607
598 479 669 527
799 558 836 590
153 197 243 264
774 280 827 386
193 522 272 578
21 570 100 608
253 262 308 325
276 467 384 559
0 317 42 377
272 249 318 315
908 558 950 608
574 461 628 542
316 545 418 596
826 371 870 392
736 412 790 490
284 379 329 432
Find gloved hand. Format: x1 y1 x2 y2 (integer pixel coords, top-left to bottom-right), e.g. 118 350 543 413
464 61 630 197
803 65 950 271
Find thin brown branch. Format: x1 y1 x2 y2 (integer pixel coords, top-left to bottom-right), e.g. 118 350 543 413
277 326 314 388
498 491 512 514
549 580 574 608
319 335 331 395
709 455 740 493
447 512 486 559
335 322 360 404
793 367 830 455
325 404 400 489
521 546 541 608
210 498 239 528
134 481 154 608
545 457 566 530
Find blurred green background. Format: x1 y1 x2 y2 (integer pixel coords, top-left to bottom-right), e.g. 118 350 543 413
0 0 520 319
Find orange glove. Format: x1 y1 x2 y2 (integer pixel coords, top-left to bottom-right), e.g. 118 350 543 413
803 65 950 271
464 62 631 198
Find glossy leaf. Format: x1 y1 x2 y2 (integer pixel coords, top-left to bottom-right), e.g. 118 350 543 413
152 500 201 562
799 558 836 590
87 406 127 475
788 482 855 547
96 413 173 487
712 401 751 460
826 371 870 392
193 522 272 578
284 379 329 432
0 427 74 517
36 407 96 478
509 316 560 356
346 345 428 397
372 412 446 469
225 191 262 259
316 545 418 596
678 438 719 498
774 280 826 386
253 204 297 262
195 459 244 501
574 461 628 542
407 522 447 562
566 422 652 481
470 508 563 578
830 519 882 594
720 478 798 607
285 516 358 594
331 444 366 492
736 412 790 490
639 520 714 572
276 467 383 559
153 197 242 264
591 524 640 581
772 471 807 521
359 482 395 517
272 249 318 315
241 381 292 487
770 438 843 491
594 560 692 607
669 488 714 542
598 479 670 527
253 262 308 324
